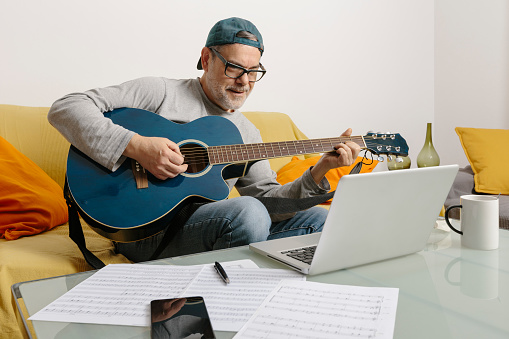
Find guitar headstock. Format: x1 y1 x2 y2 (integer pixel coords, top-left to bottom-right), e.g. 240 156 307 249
363 133 409 156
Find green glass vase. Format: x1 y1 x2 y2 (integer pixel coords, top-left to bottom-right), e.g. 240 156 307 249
417 123 440 167
387 155 411 170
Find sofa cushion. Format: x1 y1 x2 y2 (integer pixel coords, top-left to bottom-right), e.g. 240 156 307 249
455 127 509 195
0 221 131 338
0 136 68 240
0 104 70 189
276 156 379 204
444 166 509 230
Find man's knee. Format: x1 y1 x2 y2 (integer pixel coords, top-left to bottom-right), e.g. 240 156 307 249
268 206 328 240
228 196 271 224
228 196 271 241
306 206 328 233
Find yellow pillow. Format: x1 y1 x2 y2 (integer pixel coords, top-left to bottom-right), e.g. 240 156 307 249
277 156 379 204
0 137 68 240
456 127 509 195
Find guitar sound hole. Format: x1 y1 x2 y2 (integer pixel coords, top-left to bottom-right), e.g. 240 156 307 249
180 143 209 174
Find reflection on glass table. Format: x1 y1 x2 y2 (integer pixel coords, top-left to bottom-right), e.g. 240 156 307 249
12 227 509 339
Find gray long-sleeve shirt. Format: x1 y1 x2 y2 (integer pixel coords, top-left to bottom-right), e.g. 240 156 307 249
48 77 329 213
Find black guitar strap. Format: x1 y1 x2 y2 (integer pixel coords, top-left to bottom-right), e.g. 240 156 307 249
64 178 206 269
64 178 106 270
147 201 207 261
65 161 363 269
256 161 363 214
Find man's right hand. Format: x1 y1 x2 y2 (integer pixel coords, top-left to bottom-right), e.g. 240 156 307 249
123 134 188 180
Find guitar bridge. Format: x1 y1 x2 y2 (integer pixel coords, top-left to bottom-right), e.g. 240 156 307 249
131 159 148 189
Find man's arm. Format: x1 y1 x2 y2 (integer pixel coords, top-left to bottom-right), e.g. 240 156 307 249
48 77 167 171
310 128 361 185
235 128 361 200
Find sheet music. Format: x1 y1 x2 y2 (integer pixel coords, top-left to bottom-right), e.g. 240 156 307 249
29 260 257 327
234 280 399 339
29 264 202 326
183 267 305 331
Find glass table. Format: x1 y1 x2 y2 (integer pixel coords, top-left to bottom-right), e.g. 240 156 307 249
12 226 509 339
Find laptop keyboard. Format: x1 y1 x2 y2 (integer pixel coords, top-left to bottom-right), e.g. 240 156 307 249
281 246 317 265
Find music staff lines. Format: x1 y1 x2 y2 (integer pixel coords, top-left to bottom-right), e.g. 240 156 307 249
265 303 380 321
278 286 384 304
248 313 377 339
234 280 398 339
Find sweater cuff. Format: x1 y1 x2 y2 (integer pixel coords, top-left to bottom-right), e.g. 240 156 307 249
304 167 330 194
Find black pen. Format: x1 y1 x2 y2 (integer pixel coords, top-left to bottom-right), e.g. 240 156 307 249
214 261 230 284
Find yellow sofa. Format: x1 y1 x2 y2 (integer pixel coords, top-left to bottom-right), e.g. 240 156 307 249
0 104 311 339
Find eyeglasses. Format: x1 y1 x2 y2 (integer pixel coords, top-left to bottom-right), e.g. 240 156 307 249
210 48 266 82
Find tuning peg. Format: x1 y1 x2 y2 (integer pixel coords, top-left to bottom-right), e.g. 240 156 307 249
387 155 394 161
395 157 404 163
377 156 385 162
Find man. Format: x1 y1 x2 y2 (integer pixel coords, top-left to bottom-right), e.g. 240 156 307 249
48 17 361 262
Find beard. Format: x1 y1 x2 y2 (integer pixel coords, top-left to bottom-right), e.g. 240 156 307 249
211 82 251 111
204 69 251 111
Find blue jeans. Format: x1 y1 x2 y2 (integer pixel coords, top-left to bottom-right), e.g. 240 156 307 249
116 196 327 262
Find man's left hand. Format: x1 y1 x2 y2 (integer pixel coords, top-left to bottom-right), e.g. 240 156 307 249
310 128 361 185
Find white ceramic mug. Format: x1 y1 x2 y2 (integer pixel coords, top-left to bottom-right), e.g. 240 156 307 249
445 195 499 250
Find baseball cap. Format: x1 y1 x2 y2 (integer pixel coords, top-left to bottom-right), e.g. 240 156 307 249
197 17 264 70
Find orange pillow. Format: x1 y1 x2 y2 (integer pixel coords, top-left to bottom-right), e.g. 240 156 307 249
277 156 379 204
0 137 68 240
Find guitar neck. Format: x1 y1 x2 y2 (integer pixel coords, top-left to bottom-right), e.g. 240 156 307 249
208 136 367 164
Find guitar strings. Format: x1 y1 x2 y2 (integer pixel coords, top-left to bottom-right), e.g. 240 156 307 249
180 140 395 156
179 135 400 165
180 142 390 156
182 144 396 163
179 136 371 155
179 136 384 153
360 150 374 165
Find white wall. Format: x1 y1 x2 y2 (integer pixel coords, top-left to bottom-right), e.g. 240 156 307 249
435 0 509 167
2 1 435 166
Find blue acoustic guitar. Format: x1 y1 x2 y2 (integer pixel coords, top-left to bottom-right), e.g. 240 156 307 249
66 108 409 242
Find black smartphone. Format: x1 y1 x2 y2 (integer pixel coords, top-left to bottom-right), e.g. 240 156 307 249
150 296 215 339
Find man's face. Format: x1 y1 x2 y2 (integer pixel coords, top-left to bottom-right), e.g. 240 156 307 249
201 44 261 112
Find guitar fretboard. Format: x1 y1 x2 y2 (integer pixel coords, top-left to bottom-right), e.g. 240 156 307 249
208 136 366 164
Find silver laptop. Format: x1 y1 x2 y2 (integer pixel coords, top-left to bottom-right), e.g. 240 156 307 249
250 165 459 275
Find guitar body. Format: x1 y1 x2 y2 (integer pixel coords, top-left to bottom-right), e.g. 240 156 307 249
67 108 249 242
